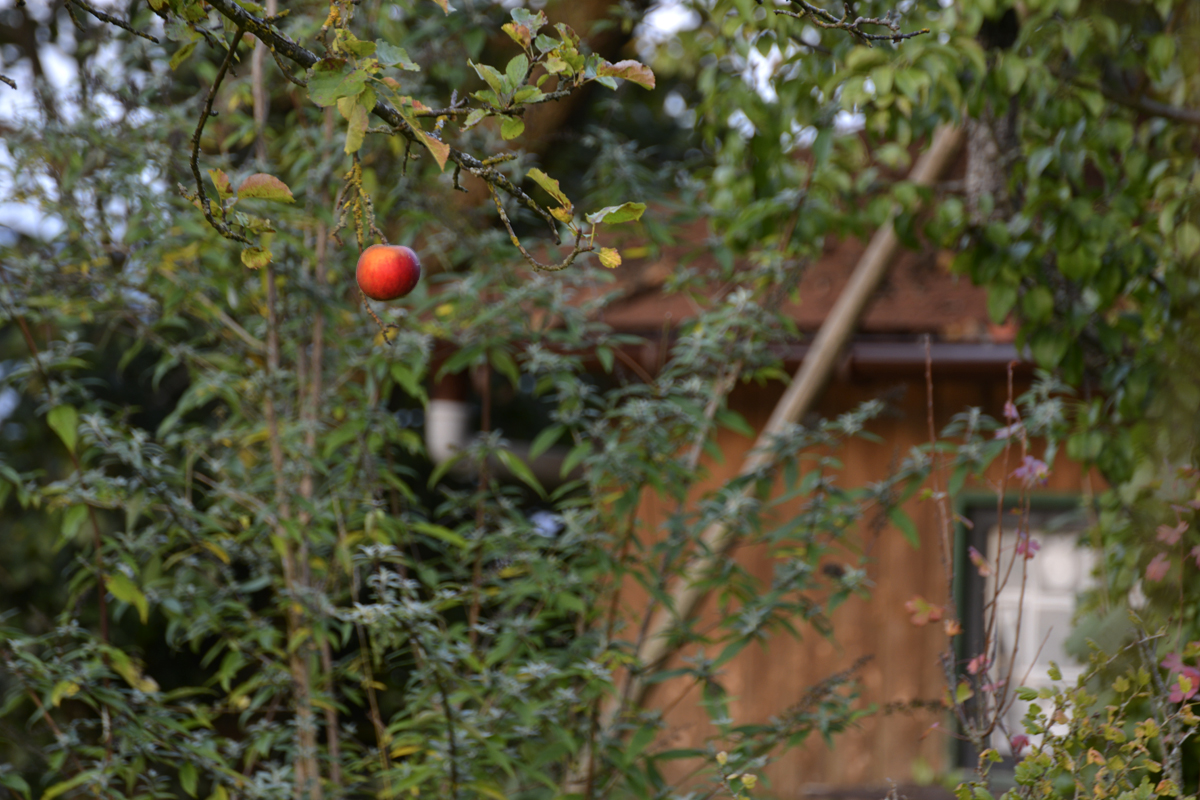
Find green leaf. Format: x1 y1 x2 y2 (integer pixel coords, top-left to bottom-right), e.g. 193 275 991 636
411 520 468 549
240 247 272 269
888 507 920 548
375 40 419 70
528 425 564 459
428 451 465 487
62 504 89 540
986 284 1017 324
0 771 31 800
1021 286 1054 322
585 202 646 225
389 363 428 403
1030 329 1070 369
237 173 294 203
496 449 545 498
511 8 547 31
500 117 525 140
107 572 150 624
1027 147 1053 179
1177 222 1200 258
560 442 590 478
461 108 488 131
48 405 78 455
470 61 507 96
505 54 529 88
170 41 197 70
998 53 1027 95
307 59 367 107
180 763 198 798
42 770 98 800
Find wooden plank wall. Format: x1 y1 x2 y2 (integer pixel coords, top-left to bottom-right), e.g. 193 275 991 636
622 373 1096 796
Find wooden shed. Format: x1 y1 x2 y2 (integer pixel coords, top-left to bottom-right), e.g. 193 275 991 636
584 144 1097 795
595 245 1095 797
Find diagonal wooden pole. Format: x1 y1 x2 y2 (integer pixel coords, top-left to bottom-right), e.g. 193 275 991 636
617 123 964 715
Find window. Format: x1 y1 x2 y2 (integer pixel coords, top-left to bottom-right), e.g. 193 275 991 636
958 501 1092 765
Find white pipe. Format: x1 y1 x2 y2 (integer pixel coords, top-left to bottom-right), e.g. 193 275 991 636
426 399 470 466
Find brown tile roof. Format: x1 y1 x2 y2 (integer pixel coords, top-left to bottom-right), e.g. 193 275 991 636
596 220 1011 344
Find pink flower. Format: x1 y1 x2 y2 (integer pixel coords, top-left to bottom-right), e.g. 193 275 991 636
1157 522 1188 545
1012 456 1049 487
1003 401 1019 421
994 423 1023 440
1146 552 1171 582
1191 545 1200 569
1010 734 1030 754
968 546 992 576
967 653 991 675
1016 532 1041 560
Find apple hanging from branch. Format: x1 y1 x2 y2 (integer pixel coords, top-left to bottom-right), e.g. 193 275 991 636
356 244 421 301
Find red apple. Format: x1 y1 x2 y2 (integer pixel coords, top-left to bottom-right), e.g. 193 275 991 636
356 244 421 301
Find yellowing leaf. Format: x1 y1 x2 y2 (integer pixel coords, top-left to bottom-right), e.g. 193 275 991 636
502 22 531 49
207 168 233 200
241 247 272 269
202 539 231 564
428 0 451 14
50 680 80 707
422 134 450 171
596 60 655 89
169 41 197 70
526 168 570 207
343 100 369 154
107 572 150 624
390 744 421 758
599 247 621 269
237 173 294 203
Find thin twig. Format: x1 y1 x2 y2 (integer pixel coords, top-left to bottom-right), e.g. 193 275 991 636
188 25 252 244
468 364 491 648
488 185 588 271
775 0 928 44
66 0 159 42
